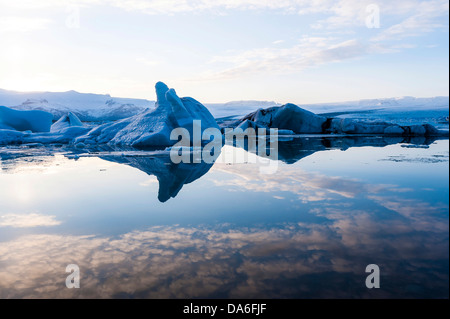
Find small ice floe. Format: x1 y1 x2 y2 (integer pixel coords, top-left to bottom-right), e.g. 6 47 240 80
0 105 53 132
401 144 430 149
51 112 84 132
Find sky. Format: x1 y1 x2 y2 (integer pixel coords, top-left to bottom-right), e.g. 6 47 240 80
0 0 448 104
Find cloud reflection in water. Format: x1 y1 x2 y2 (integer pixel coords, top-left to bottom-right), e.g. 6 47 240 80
0 138 447 298
0 205 447 298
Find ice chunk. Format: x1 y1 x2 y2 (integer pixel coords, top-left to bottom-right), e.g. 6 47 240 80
330 119 394 134
51 112 83 132
407 125 427 136
28 126 91 144
0 129 26 144
238 103 447 137
234 119 264 132
384 126 405 135
0 123 15 130
75 82 220 148
0 126 91 145
230 119 294 136
329 118 356 133
0 105 53 132
241 104 327 134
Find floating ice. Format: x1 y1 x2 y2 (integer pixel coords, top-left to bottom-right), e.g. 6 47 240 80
1 84 447 147
241 104 326 134
75 82 220 148
0 127 91 145
51 112 84 132
237 103 447 136
0 105 53 132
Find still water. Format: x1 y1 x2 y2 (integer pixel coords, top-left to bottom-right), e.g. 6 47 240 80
0 136 448 298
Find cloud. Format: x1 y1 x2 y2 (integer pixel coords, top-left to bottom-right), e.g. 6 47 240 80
210 160 406 202
1 0 446 74
368 195 450 232
371 0 449 41
135 57 162 67
139 177 158 186
191 0 449 80
0 16 53 33
0 0 344 15
0 213 61 228
200 37 368 80
310 0 372 29
1 0 446 20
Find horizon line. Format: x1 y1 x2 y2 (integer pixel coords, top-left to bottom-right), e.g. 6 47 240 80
0 87 449 106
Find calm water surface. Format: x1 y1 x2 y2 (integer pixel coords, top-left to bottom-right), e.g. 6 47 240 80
0 136 448 298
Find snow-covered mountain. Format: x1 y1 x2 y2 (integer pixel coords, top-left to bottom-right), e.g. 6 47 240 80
301 96 449 129
205 100 281 118
0 88 281 121
0 88 155 122
0 88 448 123
207 97 449 118
301 96 449 114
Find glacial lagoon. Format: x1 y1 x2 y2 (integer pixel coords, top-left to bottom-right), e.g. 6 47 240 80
0 136 448 298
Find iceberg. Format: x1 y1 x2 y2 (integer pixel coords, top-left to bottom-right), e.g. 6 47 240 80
241 104 327 134
0 105 53 132
1 83 447 147
323 118 444 136
0 129 27 145
0 127 91 145
236 103 447 136
51 112 83 132
0 110 89 146
75 82 220 148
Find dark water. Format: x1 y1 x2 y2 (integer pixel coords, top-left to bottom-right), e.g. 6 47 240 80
0 136 448 298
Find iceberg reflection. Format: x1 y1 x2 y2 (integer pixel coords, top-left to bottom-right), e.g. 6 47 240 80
1 135 445 201
0 138 448 299
97 152 216 202
232 134 445 164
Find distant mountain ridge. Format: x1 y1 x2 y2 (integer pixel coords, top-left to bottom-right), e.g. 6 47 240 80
0 88 155 121
0 88 448 121
302 96 449 114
